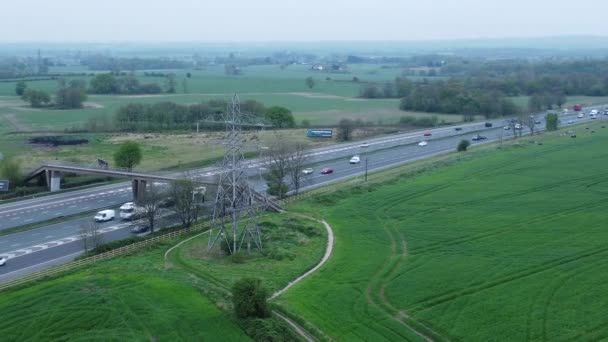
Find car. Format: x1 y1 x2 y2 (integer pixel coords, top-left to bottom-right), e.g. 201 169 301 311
349 155 361 164
94 209 115 222
577 113 585 118
567 120 574 124
418 141 428 146
302 168 314 175
503 126 511 130
359 142 370 148
534 120 542 124
485 122 493 127
131 225 150 234
0 256 6 266
320 168 334 174
472 134 487 141
604 110 608 115
423 132 432 136
454 127 463 131
514 123 522 130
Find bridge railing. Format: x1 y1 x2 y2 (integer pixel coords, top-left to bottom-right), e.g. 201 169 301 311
42 160 178 178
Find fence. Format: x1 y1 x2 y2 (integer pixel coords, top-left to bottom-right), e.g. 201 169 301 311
0 221 211 292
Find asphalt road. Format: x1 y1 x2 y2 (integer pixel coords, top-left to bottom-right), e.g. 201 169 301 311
0 106 605 281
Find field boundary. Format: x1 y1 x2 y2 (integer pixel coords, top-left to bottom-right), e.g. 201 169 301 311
0 221 211 292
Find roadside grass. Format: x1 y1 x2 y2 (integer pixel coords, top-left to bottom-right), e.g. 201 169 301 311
276 121 608 341
168 213 327 295
510 95 608 110
0 244 252 341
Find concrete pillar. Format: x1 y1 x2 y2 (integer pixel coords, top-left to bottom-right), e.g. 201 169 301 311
131 179 139 201
132 179 147 202
49 170 61 192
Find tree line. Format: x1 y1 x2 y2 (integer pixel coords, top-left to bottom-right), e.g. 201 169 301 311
19 79 87 109
113 100 295 132
81 55 190 71
89 73 166 94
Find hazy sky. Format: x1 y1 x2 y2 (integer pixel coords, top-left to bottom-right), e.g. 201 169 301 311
0 0 605 42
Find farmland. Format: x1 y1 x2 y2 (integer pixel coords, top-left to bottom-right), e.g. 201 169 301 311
277 121 608 341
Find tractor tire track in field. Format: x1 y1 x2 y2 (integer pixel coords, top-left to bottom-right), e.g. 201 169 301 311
408 244 608 314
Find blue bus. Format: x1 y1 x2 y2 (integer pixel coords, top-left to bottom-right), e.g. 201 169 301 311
307 129 333 138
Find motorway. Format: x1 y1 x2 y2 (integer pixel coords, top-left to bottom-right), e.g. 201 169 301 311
0 106 605 281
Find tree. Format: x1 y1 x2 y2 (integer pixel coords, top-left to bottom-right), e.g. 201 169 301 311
170 178 202 227
55 79 87 109
545 112 559 131
79 222 103 253
525 115 537 136
457 139 470 152
186 72 192 78
90 73 119 94
305 76 315 89
264 106 295 128
286 142 310 195
337 118 356 141
15 81 27 96
141 184 164 234
232 277 270 319
0 158 22 188
264 137 292 199
113 141 142 171
21 89 50 108
165 73 176 93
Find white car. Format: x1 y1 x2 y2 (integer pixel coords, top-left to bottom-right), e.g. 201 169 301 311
514 123 522 130
94 209 116 222
349 155 361 164
360 142 370 148
302 168 313 175
418 141 428 146
577 113 584 118
567 120 574 124
503 126 511 130
0 256 6 266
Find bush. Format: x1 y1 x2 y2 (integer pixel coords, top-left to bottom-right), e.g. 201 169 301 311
240 317 298 342
232 278 270 319
457 139 471 152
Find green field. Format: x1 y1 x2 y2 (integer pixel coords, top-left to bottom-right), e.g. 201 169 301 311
0 244 252 341
277 121 608 341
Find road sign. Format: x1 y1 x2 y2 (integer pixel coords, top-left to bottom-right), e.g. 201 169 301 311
0 180 9 192
307 129 333 138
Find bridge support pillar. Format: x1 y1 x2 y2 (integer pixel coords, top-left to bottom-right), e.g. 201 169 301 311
132 179 147 202
47 170 61 192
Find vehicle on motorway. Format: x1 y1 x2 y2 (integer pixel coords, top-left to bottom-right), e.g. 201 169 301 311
119 202 144 221
515 123 522 130
604 110 608 115
591 114 598 119
94 209 115 222
418 141 428 146
577 113 584 118
472 134 487 141
567 120 574 124
302 168 313 175
590 109 599 115
423 131 432 136
503 126 511 130
454 127 462 131
349 155 361 164
0 256 6 266
320 168 334 174
574 104 582 111
485 122 493 127
563 108 569 114
534 120 542 124
131 225 150 234
360 142 370 148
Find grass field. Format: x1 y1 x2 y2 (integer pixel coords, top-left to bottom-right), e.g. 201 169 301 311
0 244 252 341
277 121 608 341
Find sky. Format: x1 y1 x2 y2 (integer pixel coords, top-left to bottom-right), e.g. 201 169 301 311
0 0 605 42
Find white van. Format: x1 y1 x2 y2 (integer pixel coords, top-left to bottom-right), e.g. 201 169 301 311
94 209 115 222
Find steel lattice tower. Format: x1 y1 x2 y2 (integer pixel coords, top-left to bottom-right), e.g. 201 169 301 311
208 94 262 254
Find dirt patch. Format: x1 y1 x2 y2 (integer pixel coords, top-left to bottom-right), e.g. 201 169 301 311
2 113 32 132
29 135 89 146
83 102 104 109
287 92 349 100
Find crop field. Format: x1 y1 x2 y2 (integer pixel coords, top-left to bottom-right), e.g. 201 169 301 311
278 121 608 341
0 245 252 341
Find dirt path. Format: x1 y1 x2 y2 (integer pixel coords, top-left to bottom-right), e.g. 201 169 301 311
269 214 334 300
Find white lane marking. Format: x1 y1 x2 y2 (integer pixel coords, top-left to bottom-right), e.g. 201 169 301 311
11 217 19 220
0 251 83 279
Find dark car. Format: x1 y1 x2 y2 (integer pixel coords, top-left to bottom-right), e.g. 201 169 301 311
131 225 150 234
472 134 487 141
424 132 432 136
485 122 493 127
454 127 463 131
320 168 334 175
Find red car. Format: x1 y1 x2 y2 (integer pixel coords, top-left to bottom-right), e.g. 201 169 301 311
424 132 432 136
320 168 334 174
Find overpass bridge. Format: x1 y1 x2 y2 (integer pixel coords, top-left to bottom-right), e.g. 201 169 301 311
25 161 215 201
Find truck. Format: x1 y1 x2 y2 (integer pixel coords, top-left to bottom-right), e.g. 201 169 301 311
119 202 145 221
573 104 583 112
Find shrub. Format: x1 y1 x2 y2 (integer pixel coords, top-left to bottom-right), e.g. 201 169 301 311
240 317 298 341
232 278 270 319
457 139 471 152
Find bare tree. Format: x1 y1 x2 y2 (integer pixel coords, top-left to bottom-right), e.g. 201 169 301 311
141 184 165 233
170 178 204 227
263 135 293 199
286 142 310 195
524 114 537 136
79 222 104 253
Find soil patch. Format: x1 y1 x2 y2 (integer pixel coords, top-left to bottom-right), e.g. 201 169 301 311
29 135 89 146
